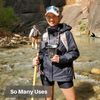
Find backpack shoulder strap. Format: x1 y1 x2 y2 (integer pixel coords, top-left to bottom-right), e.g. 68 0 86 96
42 32 48 42
42 31 68 51
60 32 68 51
29 28 34 37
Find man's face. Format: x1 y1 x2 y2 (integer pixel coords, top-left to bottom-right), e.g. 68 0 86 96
45 13 60 27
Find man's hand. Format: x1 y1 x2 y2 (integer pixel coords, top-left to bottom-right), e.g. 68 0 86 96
33 56 40 66
51 54 60 63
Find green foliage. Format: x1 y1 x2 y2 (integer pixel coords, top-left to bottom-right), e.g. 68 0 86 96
78 21 88 32
0 0 3 7
0 6 18 31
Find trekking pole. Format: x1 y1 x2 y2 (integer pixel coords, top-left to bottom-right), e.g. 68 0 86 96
33 65 37 86
31 53 39 100
31 65 38 100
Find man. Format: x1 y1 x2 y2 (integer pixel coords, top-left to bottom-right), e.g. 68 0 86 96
33 6 80 100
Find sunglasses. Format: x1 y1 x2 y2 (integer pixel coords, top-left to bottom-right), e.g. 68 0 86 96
46 6 59 13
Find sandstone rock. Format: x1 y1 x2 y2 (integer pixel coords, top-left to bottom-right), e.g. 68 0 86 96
3 0 100 37
10 39 17 44
23 36 29 41
89 97 97 100
93 85 100 92
14 34 21 38
67 0 76 5
97 94 100 100
61 4 82 26
81 0 90 18
91 68 100 75
88 0 100 37
5 98 16 100
3 64 13 72
19 40 28 45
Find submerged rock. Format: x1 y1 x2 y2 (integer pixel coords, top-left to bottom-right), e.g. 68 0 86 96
91 68 100 75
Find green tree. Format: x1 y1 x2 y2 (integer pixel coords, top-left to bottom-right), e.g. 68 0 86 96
0 0 3 7
78 21 88 33
0 1 18 31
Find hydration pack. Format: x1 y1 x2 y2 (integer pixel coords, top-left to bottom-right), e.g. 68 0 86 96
42 31 68 51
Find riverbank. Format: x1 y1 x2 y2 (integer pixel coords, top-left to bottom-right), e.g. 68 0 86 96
0 35 100 100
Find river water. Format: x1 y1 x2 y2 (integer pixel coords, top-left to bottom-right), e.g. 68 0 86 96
76 35 100 62
0 35 100 100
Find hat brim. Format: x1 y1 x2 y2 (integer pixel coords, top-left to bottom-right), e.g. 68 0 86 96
45 10 59 16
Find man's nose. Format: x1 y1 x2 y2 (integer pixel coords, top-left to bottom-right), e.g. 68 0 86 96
49 17 54 21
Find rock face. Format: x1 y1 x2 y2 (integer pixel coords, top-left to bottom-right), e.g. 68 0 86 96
4 0 45 34
3 0 66 34
91 68 100 75
61 0 100 37
61 1 85 28
42 0 66 8
75 0 100 37
61 4 82 26
67 0 76 5
3 0 100 36
88 0 100 37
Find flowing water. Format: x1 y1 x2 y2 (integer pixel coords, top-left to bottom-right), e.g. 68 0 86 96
0 35 100 100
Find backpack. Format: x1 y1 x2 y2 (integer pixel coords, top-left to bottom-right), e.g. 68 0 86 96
29 25 41 37
43 32 68 51
60 32 68 51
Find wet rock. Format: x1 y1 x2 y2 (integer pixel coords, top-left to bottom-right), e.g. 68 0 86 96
91 68 100 75
89 97 97 100
8 77 30 85
0 60 8 65
75 73 100 84
19 40 28 45
93 85 100 92
97 94 100 100
74 60 100 73
23 36 29 41
3 64 14 72
75 82 96 100
0 33 30 48
5 98 16 100
14 34 21 38
10 39 18 45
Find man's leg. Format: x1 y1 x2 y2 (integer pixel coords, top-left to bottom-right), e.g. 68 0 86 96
58 81 76 100
45 86 54 100
40 75 54 100
32 38 35 48
61 86 76 100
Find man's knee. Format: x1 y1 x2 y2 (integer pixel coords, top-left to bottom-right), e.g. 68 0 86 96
61 87 76 100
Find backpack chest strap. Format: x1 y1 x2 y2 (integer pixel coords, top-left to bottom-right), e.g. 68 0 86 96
42 32 68 51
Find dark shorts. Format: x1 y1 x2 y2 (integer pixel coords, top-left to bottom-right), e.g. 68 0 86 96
40 75 73 89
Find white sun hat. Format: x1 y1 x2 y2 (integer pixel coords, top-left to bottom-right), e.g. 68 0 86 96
45 6 60 16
